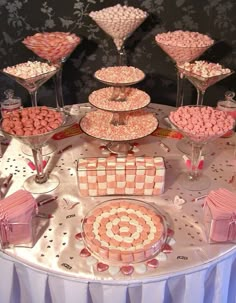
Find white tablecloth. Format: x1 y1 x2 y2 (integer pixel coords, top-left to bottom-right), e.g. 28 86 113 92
0 104 236 303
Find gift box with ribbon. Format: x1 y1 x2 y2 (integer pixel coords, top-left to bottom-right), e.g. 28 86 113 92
203 188 236 243
0 190 38 248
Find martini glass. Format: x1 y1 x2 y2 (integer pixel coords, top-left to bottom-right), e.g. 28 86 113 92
1 107 65 194
22 32 81 126
155 39 214 110
176 64 234 155
89 5 148 65
1 62 59 156
1 63 58 108
178 64 234 106
169 106 235 191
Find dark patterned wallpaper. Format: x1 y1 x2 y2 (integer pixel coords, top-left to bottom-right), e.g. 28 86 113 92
0 0 236 108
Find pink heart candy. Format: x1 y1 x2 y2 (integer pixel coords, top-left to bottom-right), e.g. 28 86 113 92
75 232 84 240
97 262 109 272
162 243 173 254
167 228 174 237
80 248 91 257
147 259 159 268
121 265 134 275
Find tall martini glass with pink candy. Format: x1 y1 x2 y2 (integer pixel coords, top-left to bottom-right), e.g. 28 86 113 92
22 32 81 126
155 30 214 109
176 61 234 155
89 4 148 65
1 61 60 156
1 107 65 194
169 105 235 191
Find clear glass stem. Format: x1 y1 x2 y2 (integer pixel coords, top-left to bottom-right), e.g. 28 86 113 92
32 148 48 184
111 113 126 126
176 71 185 108
29 90 37 107
196 89 206 106
117 46 126 66
189 142 203 181
54 65 64 111
110 86 127 102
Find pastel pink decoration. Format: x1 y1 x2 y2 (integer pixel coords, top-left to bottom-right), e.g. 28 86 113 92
0 190 37 248
82 199 167 264
97 262 109 272
80 248 91 257
121 265 134 275
147 258 159 268
76 156 165 197
203 188 236 243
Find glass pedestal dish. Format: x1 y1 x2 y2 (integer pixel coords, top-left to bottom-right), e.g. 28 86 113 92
22 32 81 127
81 198 167 265
169 105 235 191
80 109 158 155
1 107 65 194
176 62 234 155
155 31 214 131
81 66 157 155
89 5 148 65
1 62 60 156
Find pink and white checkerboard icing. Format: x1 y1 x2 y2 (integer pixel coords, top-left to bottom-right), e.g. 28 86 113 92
76 156 165 197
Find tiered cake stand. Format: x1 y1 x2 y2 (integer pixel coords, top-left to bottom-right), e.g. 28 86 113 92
80 66 158 155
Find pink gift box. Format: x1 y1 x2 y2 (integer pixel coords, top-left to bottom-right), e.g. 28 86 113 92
0 219 36 249
76 156 165 197
0 190 37 248
203 189 236 243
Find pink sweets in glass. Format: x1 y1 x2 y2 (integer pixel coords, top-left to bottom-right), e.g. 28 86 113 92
169 105 235 191
22 32 81 120
1 106 65 194
89 4 148 65
82 198 167 264
2 61 58 107
177 60 234 106
155 30 214 108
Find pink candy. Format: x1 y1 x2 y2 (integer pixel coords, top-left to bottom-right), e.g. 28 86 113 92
80 109 158 141
89 5 148 50
2 106 64 136
178 61 231 78
155 30 214 63
22 32 81 63
89 87 150 111
169 106 235 140
94 66 145 84
3 61 57 79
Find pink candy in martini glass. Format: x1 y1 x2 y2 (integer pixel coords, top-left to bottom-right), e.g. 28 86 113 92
22 32 81 126
169 105 235 191
155 30 214 108
1 106 65 194
176 60 234 155
89 4 148 65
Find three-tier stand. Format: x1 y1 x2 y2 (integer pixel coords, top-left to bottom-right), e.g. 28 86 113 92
80 66 158 155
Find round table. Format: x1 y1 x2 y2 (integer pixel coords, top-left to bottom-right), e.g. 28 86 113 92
0 104 235 303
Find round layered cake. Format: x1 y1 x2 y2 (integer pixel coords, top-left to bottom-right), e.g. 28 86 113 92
82 198 167 264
